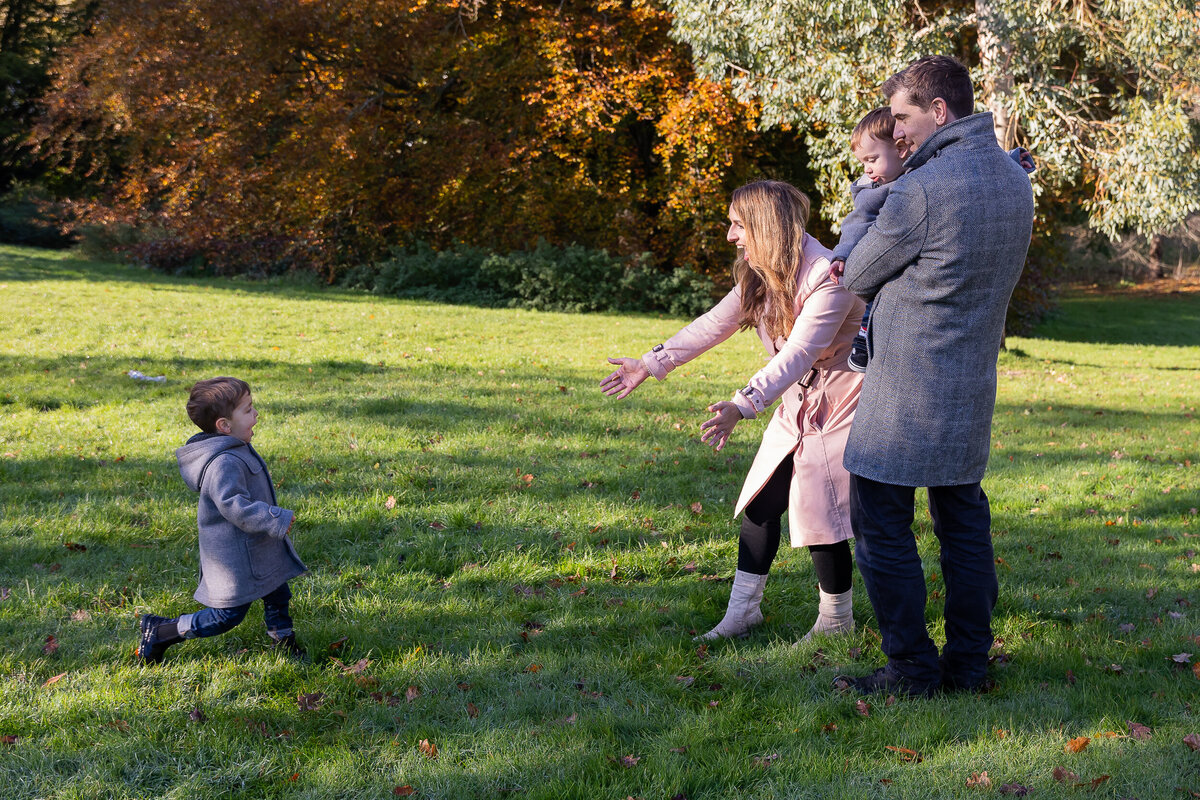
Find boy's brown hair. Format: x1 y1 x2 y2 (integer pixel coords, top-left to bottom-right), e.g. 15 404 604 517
882 54 974 120
187 377 251 434
850 107 896 152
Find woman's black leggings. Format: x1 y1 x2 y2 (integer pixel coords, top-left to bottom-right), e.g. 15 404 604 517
736 456 853 594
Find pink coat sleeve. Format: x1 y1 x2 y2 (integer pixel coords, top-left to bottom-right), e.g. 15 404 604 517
640 285 743 380
730 269 857 420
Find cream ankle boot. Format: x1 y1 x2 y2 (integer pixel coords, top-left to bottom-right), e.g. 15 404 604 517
800 587 854 642
694 570 767 641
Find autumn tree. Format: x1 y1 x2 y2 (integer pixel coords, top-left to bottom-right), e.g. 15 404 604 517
0 0 94 191
667 0 1200 250
32 0 805 278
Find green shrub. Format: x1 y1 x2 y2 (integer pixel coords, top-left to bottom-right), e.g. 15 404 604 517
344 240 719 317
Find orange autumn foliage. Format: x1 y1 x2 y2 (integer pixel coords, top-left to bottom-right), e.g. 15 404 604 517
34 0 806 279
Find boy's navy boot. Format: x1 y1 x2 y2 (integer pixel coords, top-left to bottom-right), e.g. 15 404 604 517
269 632 309 663
136 615 182 664
848 333 869 372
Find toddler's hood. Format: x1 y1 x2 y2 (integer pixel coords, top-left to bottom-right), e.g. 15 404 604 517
176 433 246 492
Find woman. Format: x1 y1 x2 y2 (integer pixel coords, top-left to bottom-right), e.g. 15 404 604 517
600 180 865 641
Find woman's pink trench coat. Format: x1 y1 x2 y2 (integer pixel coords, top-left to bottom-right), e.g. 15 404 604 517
641 234 866 547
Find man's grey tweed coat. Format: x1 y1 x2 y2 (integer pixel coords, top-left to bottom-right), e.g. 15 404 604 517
176 433 306 607
842 111 1034 487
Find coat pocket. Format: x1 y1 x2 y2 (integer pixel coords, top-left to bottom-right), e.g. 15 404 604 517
246 533 277 580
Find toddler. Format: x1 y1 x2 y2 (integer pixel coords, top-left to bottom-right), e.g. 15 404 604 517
136 377 307 663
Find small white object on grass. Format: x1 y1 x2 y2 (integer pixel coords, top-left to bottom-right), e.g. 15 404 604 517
127 370 166 382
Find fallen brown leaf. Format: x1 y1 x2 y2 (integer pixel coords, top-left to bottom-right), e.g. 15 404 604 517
341 658 370 675
297 692 325 711
1184 733 1200 751
393 786 415 796
966 771 992 789
1065 736 1090 753
753 753 780 767
855 699 870 717
70 609 90 621
1127 720 1152 740
0 735 16 745
467 702 479 718
524 663 542 673
327 635 348 651
998 783 1031 796
419 739 438 759
1080 774 1110 790
385 495 396 510
406 686 421 703
884 745 922 763
189 708 206 723
42 672 66 688
42 635 59 655
1053 766 1079 782
669 746 688 754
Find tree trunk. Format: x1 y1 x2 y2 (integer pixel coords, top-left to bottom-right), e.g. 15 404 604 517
1148 234 1164 279
977 0 1017 149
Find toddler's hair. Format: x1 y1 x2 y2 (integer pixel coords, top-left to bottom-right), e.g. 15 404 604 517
187 377 251 433
850 107 896 152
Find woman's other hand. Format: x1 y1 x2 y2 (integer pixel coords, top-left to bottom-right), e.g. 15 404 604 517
700 400 744 451
600 357 650 399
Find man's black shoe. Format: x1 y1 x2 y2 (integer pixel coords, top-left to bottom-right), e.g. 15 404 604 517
136 614 181 664
939 659 993 694
833 665 939 698
847 334 868 372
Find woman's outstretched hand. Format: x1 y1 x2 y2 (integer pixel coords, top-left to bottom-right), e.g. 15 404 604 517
700 400 743 452
600 357 650 399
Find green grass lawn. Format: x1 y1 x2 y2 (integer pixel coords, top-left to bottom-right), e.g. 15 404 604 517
1 244 1198 799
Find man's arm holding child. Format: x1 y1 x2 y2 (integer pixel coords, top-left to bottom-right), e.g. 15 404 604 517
842 178 928 300
208 456 296 539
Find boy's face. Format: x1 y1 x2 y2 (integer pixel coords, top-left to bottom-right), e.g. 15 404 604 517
853 135 905 184
217 393 258 443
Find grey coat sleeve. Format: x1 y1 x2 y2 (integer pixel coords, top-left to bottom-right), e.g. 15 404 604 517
841 179 928 301
831 183 890 263
207 455 295 539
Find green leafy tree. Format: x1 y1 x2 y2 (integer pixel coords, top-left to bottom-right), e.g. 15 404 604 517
666 0 1200 242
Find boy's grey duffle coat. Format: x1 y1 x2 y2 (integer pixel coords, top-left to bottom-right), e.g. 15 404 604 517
176 434 306 608
842 111 1035 487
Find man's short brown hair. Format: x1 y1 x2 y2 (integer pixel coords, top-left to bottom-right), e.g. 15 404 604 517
882 55 974 120
187 377 251 433
850 107 896 152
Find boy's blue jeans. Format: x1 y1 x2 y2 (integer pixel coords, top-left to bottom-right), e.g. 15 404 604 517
176 582 293 640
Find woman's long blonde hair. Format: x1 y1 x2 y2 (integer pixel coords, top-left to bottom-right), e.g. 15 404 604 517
731 180 811 341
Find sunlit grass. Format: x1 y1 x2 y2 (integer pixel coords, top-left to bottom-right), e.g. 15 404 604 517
1 244 1198 798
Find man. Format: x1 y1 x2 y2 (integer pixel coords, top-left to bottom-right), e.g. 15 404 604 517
837 55 1035 696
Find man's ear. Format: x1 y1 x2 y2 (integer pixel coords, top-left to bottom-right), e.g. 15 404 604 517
931 97 951 126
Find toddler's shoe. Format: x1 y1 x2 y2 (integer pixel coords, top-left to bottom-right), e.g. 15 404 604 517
136 614 181 664
270 632 310 663
847 333 869 373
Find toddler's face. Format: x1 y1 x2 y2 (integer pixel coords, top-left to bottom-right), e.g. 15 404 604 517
853 135 905 185
219 393 258 443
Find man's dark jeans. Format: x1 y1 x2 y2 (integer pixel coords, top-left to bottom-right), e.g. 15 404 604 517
178 582 294 640
850 474 997 688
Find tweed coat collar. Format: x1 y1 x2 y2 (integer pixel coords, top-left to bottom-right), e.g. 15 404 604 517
902 111 998 173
